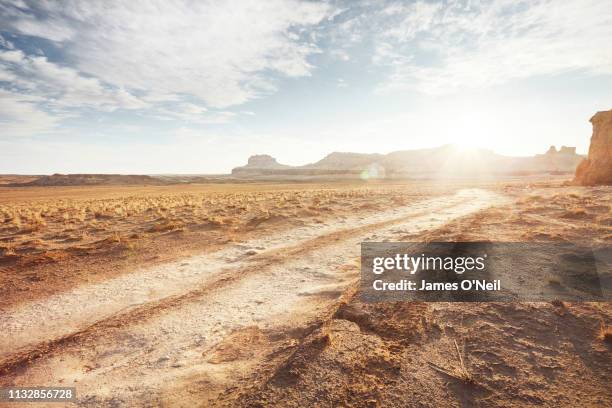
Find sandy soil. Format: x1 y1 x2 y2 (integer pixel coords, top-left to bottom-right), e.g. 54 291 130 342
0 180 610 407
230 184 611 408
1 181 456 308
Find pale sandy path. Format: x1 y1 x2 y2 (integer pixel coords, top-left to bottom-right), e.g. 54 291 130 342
0 193 440 357
1 189 505 406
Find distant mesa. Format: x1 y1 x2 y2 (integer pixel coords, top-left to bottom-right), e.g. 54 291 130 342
231 154 290 176
2 141 591 187
232 144 585 180
245 154 288 169
575 109 612 186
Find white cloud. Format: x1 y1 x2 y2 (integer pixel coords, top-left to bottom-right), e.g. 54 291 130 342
0 89 62 136
1 0 331 108
0 49 23 63
156 103 236 124
374 0 612 94
0 49 149 111
0 47 154 136
0 33 13 49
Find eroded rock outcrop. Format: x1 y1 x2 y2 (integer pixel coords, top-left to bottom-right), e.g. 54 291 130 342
245 155 285 168
231 155 289 176
231 144 586 180
575 110 612 185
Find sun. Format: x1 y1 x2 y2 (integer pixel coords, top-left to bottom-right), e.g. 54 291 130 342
451 109 497 152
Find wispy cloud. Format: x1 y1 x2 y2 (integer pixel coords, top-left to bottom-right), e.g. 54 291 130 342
374 0 612 94
1 49 148 111
0 89 63 136
0 0 332 136
1 0 330 107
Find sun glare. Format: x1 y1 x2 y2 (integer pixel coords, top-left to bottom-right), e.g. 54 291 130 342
452 111 493 151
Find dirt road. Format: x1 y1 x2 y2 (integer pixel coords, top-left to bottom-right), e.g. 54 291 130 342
0 189 504 406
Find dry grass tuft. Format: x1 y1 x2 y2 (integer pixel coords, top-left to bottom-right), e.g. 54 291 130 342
0 183 431 264
561 208 588 219
428 339 474 384
598 321 612 343
550 299 565 308
147 221 182 233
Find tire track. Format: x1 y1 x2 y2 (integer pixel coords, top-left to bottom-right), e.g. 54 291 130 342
0 192 472 361
0 189 505 406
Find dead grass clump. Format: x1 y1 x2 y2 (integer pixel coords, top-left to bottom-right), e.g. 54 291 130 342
598 321 612 343
0 245 16 256
550 299 566 315
597 215 612 226
357 203 379 210
147 221 182 233
561 208 588 219
518 194 543 205
428 339 474 384
8 214 22 229
108 232 122 243
550 299 564 307
120 240 137 251
521 230 564 242
94 210 114 220
202 217 224 229
296 208 319 217
246 211 271 228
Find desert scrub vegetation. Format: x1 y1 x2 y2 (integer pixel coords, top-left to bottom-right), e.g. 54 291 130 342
598 320 612 343
0 186 421 262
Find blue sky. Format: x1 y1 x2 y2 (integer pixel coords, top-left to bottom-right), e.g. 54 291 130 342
1 0 611 174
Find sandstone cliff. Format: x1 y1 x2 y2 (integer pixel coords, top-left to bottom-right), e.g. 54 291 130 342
575 110 612 185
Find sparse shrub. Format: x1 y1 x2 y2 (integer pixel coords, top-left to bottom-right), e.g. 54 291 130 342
0 245 16 256
109 232 122 243
10 214 22 229
147 221 181 233
561 208 588 219
598 321 612 343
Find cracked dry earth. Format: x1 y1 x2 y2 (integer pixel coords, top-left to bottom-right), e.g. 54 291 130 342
0 189 505 407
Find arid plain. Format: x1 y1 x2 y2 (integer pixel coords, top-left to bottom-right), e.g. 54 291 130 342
0 176 610 407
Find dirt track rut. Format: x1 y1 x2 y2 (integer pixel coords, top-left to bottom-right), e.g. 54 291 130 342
0 189 504 406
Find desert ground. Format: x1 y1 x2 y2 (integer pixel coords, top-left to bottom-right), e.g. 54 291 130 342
0 178 610 407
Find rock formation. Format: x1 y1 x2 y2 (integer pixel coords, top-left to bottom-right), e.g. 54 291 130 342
304 152 383 170
231 145 585 180
245 155 284 168
575 110 612 185
231 155 289 176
